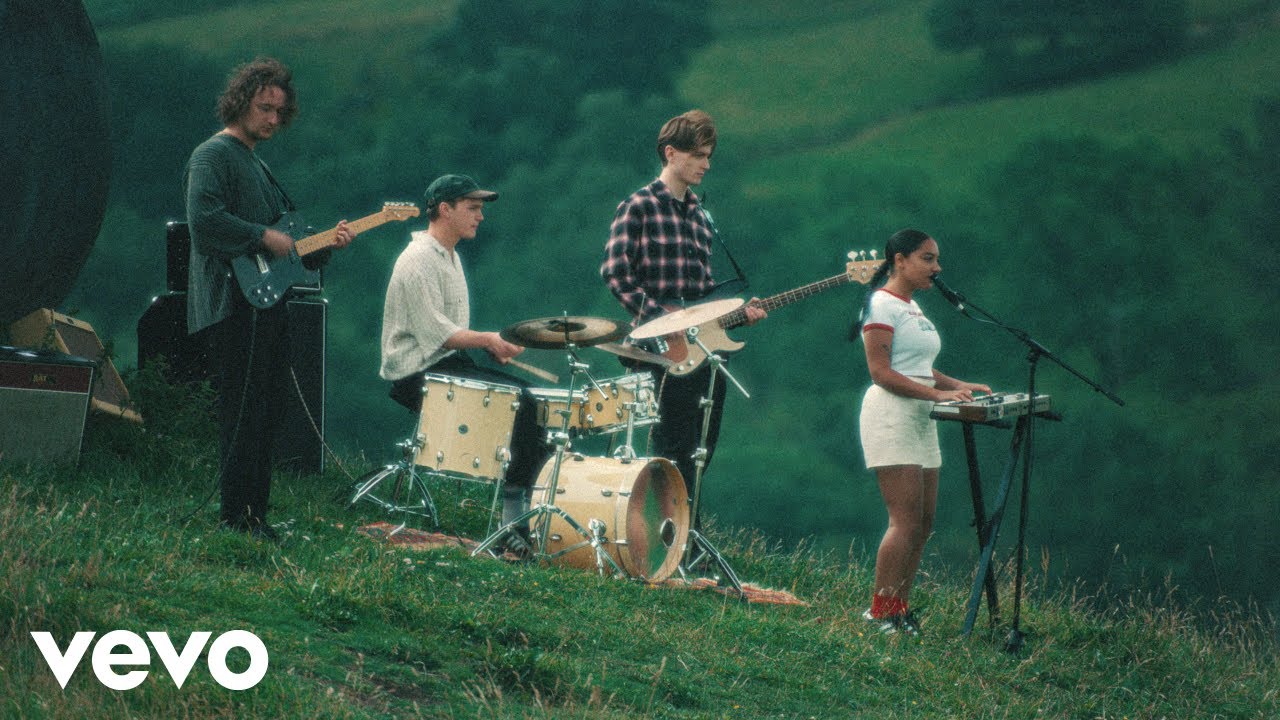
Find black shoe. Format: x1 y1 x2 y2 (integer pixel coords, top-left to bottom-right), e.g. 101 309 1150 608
250 524 280 543
491 525 531 559
862 609 922 638
502 526 533 559
221 519 280 544
898 609 923 637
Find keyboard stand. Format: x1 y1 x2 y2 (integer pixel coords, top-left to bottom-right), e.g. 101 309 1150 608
933 401 1060 644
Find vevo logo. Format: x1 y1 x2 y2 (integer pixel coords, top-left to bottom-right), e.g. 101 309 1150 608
31 630 268 690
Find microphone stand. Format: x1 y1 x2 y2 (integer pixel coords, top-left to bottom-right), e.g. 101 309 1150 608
936 278 1123 652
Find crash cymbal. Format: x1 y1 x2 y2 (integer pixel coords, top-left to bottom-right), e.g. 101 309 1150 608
593 342 675 368
500 316 627 349
628 298 745 340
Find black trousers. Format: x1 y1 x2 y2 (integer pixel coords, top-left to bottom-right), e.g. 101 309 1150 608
640 362 728 528
389 352 549 490
212 300 292 529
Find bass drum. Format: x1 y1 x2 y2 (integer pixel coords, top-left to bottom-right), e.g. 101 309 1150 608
533 455 689 582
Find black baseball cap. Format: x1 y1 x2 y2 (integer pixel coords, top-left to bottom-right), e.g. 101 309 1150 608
424 174 499 208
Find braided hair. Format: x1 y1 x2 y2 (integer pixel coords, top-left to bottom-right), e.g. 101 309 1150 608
849 228 932 340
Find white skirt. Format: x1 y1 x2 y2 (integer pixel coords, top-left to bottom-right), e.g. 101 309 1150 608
858 380 941 470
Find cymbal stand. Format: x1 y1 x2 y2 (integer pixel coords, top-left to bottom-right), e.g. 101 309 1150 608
472 343 625 576
677 326 746 595
349 432 439 536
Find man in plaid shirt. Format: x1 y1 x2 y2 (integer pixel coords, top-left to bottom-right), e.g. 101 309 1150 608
600 109 765 529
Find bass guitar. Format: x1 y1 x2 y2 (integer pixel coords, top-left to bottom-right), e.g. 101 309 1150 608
233 202 419 308
643 251 882 376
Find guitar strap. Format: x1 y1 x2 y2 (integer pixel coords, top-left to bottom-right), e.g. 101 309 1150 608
698 199 749 298
255 156 296 212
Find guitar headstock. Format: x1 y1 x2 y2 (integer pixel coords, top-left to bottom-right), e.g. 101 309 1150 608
380 202 421 221
845 250 883 285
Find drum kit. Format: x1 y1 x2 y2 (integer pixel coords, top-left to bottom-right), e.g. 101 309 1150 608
351 303 753 592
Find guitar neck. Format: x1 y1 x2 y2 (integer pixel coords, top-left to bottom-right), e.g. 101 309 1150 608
719 273 852 329
293 213 390 257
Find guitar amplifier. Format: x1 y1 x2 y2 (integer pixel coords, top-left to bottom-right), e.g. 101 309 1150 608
136 293 326 473
8 308 142 423
273 296 327 473
137 291 214 384
0 346 95 465
165 221 191 293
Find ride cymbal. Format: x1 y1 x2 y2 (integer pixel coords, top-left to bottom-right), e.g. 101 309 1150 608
500 316 627 349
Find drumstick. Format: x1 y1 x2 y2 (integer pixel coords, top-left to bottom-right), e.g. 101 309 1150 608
507 358 558 384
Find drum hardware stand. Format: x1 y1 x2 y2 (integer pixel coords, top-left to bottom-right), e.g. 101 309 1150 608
349 434 439 536
935 280 1124 652
472 335 625 577
610 374 650 463
483 448 515 537
676 326 746 596
588 519 614 574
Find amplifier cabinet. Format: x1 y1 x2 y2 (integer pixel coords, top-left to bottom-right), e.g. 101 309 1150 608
136 293 326 474
0 346 95 465
136 292 213 385
9 308 142 423
274 297 327 474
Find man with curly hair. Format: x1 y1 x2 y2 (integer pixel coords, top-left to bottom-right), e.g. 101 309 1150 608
184 57 352 541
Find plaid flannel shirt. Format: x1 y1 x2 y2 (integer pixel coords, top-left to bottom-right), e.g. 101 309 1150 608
600 180 717 324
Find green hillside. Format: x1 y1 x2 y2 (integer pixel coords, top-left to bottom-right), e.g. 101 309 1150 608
51 0 1280 638
1 400 1275 717
687 0 1280 193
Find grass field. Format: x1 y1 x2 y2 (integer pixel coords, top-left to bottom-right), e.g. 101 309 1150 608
2 400 1276 718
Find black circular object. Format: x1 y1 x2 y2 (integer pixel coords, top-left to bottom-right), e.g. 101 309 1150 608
0 0 111 324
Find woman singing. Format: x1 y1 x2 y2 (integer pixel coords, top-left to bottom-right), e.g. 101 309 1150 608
855 229 989 636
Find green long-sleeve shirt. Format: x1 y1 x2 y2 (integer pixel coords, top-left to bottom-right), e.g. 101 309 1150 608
183 133 287 333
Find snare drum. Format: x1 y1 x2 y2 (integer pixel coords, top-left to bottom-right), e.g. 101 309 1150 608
529 373 657 436
528 387 586 432
532 455 689 582
413 374 521 480
582 372 657 434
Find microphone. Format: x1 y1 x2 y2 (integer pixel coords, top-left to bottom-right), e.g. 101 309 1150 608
931 274 965 311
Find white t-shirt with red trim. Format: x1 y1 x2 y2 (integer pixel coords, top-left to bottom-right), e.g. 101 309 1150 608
860 288 940 377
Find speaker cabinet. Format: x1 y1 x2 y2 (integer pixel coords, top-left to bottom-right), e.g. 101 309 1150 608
0 346 95 465
9 308 142 423
136 293 326 473
166 221 190 293
136 292 213 384
274 297 327 474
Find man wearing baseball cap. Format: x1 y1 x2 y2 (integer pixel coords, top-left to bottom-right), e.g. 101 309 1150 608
380 174 546 551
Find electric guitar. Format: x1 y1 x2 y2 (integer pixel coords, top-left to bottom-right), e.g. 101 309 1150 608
233 202 419 308
644 251 883 376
